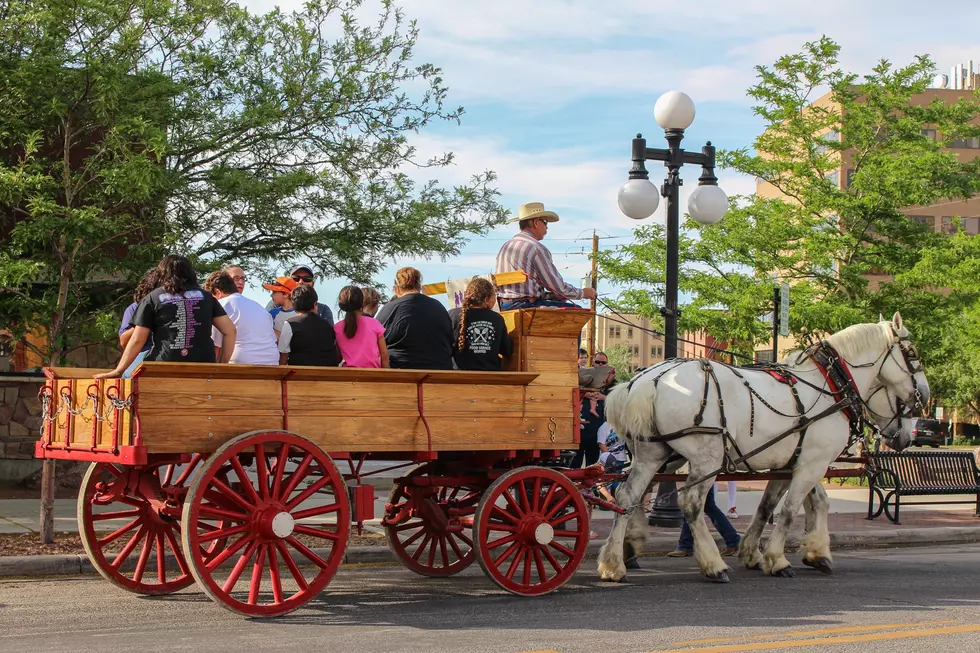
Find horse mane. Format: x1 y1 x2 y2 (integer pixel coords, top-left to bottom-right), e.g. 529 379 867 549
824 322 891 363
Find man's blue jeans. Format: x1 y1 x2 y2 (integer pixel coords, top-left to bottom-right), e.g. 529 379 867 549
677 485 740 552
499 298 579 310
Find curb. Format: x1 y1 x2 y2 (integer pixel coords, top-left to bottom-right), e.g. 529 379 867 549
3 526 979 579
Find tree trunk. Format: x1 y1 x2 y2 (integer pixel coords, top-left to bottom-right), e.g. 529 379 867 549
39 460 56 544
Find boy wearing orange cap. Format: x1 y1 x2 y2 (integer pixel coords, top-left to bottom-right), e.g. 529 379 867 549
263 276 299 340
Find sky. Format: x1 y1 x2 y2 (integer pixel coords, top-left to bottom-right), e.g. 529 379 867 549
236 0 980 314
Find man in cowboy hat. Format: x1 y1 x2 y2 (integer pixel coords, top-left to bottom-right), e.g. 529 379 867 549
494 202 596 309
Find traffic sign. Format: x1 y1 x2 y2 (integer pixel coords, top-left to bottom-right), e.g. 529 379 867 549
779 283 789 337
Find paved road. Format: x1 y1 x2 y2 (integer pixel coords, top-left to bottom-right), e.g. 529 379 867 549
2 544 980 653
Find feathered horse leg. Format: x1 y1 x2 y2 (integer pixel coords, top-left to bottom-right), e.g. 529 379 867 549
800 484 833 574
598 449 666 582
740 479 788 571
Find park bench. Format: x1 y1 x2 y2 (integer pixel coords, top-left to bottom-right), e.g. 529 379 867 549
867 450 980 524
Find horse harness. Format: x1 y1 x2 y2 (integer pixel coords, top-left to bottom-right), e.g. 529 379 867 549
628 339 872 486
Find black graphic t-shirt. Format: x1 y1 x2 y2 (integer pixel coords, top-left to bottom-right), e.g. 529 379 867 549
133 286 227 362
449 307 513 371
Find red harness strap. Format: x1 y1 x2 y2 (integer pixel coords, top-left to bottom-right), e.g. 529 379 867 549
809 344 860 422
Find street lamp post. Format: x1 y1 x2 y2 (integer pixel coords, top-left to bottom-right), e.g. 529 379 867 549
616 91 729 527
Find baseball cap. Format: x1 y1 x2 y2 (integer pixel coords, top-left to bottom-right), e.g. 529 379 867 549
262 276 298 293
289 264 314 277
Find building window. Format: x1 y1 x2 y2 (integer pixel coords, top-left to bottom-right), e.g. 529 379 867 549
608 326 615 337
922 129 937 141
941 216 956 234
755 350 775 363
825 170 840 187
949 136 980 149
964 217 980 235
910 215 935 230
845 169 855 187
632 345 640 356
627 327 633 338
657 346 663 357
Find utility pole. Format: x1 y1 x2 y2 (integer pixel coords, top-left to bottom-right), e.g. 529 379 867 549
587 232 599 361
772 286 780 363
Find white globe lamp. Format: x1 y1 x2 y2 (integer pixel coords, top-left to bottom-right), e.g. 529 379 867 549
687 184 729 225
654 91 696 131
617 178 660 220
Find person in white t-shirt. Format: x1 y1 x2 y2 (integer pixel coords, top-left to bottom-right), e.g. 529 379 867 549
204 271 279 365
594 422 629 502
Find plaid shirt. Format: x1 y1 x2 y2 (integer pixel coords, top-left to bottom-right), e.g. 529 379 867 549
494 231 584 300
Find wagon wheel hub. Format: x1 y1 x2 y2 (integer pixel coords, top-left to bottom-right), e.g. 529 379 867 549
532 522 555 546
519 516 554 546
270 512 296 539
256 505 296 539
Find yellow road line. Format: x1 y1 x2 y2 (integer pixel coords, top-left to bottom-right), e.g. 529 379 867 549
648 624 980 653
672 620 958 645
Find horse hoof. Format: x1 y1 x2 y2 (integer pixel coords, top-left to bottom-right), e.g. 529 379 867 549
706 571 730 584
803 557 833 575
625 557 641 570
744 562 761 571
773 566 796 578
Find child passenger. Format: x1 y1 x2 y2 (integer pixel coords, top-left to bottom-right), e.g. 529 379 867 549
334 286 388 368
278 285 340 366
449 278 512 370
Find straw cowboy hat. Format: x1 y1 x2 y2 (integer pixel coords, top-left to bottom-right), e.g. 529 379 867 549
507 202 560 224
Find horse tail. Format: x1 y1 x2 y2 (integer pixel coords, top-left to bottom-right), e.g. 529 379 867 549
605 377 658 442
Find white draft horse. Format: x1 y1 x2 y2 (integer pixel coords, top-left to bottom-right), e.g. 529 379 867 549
598 314 928 583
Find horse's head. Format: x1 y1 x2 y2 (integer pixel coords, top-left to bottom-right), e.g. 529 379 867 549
863 379 914 451
875 312 930 419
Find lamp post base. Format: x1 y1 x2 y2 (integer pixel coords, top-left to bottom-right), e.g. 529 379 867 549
648 480 685 528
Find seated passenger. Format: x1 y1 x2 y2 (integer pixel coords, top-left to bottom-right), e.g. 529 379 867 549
96 255 236 379
449 278 512 371
204 271 279 365
375 267 453 370
361 286 381 317
335 285 388 368
278 285 340 367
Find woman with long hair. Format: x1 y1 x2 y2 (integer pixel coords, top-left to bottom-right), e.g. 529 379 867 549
448 277 512 371
96 255 236 378
334 285 388 368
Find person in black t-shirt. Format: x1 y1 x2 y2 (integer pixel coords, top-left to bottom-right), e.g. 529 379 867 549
449 278 513 371
96 255 236 378
375 267 453 370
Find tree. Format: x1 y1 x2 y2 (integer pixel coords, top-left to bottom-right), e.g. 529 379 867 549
602 344 636 384
599 37 980 413
1 0 505 366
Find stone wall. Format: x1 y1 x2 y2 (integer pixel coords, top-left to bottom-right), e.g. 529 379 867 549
0 375 45 483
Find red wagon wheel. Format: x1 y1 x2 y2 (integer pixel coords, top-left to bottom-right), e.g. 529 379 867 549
384 464 483 577
473 466 589 596
77 456 211 595
181 431 350 617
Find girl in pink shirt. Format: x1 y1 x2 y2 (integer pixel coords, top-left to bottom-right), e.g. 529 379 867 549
335 286 389 368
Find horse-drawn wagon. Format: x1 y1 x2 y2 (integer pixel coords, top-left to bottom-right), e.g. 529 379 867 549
34 307 601 616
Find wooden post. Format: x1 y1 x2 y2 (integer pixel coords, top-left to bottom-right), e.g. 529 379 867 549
39 459 55 544
587 232 599 361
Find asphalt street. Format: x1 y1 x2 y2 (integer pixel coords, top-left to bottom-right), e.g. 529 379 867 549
2 544 980 653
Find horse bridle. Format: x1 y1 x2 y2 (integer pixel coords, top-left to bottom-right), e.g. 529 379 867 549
862 326 926 442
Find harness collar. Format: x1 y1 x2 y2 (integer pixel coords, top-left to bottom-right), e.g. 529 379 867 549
807 341 864 425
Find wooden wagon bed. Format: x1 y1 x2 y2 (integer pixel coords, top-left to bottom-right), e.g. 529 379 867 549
35 308 592 463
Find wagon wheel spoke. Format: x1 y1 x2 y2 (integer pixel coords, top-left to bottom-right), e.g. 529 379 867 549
504 545 525 581
533 548 548 582
111 525 147 569
492 541 521 568
530 478 543 513
285 475 332 511
489 505 520 526
132 528 155 584
540 545 562 573
197 523 251 543
91 508 141 521
291 502 341 521
542 493 572 521
155 533 167 584
278 454 314 501
248 544 266 606
486 533 520 550
165 528 191 577
502 488 526 518
285 536 330 568
411 533 433 562
204 532 254 572
197 503 251 523
222 539 260 594
550 511 578 528
267 544 285 605
271 443 290 500
275 540 309 591
446 532 465 560
522 550 533 586
209 476 255 513
548 541 575 558
228 457 260 506
292 524 341 542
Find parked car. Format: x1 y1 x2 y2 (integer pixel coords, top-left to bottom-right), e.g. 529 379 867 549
909 418 948 448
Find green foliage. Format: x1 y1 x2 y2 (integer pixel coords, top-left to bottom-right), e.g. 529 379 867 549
602 344 637 383
599 36 980 413
0 0 505 365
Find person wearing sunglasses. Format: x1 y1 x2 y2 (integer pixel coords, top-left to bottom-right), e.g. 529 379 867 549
288 265 334 326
